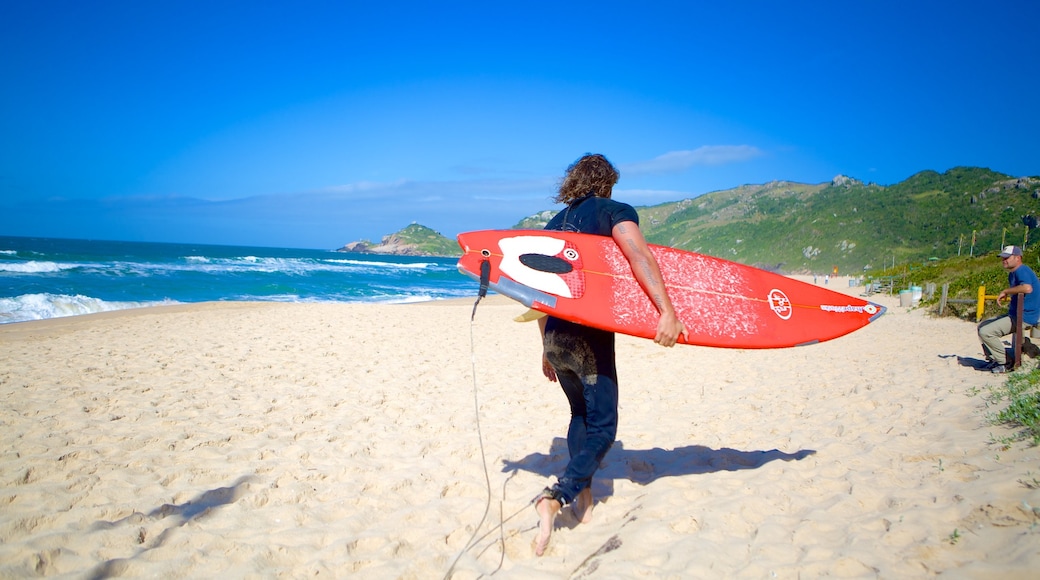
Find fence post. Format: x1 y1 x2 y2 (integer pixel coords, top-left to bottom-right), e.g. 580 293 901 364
1014 295 1025 370
977 285 986 322
939 283 948 315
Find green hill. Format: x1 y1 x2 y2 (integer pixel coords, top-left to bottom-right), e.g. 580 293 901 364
337 223 461 257
513 167 1040 275
352 167 1039 263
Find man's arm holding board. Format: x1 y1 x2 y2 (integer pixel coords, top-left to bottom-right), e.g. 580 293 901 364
612 220 688 347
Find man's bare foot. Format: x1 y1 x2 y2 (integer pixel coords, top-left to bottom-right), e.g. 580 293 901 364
572 487 594 524
533 495 561 556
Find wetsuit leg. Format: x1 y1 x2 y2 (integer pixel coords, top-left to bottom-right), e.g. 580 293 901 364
543 319 618 504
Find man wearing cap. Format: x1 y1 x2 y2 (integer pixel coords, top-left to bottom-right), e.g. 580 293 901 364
977 245 1040 373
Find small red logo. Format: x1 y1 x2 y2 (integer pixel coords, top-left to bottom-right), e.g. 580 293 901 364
768 289 792 320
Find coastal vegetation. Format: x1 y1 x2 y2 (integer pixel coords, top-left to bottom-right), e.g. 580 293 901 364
873 244 1040 322
986 366 1040 447
635 168 1038 274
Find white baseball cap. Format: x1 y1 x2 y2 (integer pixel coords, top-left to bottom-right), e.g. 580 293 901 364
999 245 1023 258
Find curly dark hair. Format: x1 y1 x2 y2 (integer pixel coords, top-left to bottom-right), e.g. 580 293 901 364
554 153 620 204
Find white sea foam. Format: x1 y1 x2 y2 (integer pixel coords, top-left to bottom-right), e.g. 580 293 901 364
0 261 79 274
176 256 444 276
325 259 435 269
0 294 177 324
385 294 439 304
177 256 331 275
160 255 445 277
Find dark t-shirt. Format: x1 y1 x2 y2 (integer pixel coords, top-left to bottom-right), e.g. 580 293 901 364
544 195 639 237
541 195 639 371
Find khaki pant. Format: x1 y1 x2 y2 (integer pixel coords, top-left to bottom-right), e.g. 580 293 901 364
978 314 1014 365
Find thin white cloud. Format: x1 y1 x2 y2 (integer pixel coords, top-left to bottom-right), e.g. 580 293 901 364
319 179 410 193
308 176 556 202
623 145 765 175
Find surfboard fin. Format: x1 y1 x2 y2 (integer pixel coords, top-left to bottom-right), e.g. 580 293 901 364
513 308 547 323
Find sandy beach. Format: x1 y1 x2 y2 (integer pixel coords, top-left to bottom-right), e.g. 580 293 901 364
2 279 1039 578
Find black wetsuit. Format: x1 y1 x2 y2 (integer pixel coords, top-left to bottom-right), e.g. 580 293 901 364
542 194 638 503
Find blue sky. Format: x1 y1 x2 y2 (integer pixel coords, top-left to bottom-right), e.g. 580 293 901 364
1 1 1037 250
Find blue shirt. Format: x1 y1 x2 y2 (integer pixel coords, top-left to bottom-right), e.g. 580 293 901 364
1009 264 1040 326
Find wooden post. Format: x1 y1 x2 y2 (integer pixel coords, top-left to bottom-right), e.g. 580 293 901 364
977 285 986 322
939 283 948 315
1013 295 1025 370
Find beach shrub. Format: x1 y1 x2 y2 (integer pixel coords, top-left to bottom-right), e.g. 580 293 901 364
887 245 1040 321
986 366 1040 447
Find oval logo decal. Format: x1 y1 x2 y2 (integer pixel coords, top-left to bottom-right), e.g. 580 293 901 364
768 289 792 320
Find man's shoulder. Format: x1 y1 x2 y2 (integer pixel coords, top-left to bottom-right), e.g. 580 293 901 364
597 197 637 220
589 197 634 211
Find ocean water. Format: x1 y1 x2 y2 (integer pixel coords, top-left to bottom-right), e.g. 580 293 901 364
0 236 478 324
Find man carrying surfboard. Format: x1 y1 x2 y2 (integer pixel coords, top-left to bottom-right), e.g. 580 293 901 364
977 245 1040 373
533 153 688 556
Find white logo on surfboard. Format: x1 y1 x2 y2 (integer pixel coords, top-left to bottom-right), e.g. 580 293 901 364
498 236 585 299
768 289 792 320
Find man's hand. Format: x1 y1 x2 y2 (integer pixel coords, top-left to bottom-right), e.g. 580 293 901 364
654 311 689 347
542 353 558 382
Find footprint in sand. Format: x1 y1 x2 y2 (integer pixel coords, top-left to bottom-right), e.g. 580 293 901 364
670 515 701 534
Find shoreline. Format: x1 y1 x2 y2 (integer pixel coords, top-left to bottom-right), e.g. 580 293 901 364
0 273 882 330
1 284 1037 576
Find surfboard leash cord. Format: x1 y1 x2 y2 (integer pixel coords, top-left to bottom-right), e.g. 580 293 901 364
446 256 506 578
470 255 492 322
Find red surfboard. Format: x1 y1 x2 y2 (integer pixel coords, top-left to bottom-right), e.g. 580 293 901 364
457 229 885 348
